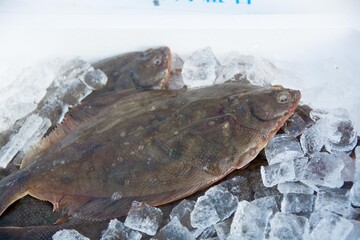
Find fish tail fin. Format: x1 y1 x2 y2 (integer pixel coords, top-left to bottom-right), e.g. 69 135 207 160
0 171 29 216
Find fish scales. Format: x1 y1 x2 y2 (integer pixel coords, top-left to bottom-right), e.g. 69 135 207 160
0 83 300 221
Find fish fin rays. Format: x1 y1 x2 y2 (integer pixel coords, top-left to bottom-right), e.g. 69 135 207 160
20 90 138 169
30 186 204 221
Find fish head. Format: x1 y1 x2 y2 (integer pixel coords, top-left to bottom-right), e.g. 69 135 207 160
218 84 301 169
129 46 172 89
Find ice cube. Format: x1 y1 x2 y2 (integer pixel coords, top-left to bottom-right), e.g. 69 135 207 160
214 54 275 86
124 201 163 236
182 47 219 88
218 176 252 201
309 108 357 153
249 171 280 199
350 147 360 207
228 196 279 240
170 199 196 230
315 188 354 218
52 229 89 240
0 114 51 168
197 225 217 239
281 105 315 137
268 212 310 240
300 118 327 155
190 195 220 229
190 185 237 229
325 116 357 153
260 160 296 187
300 152 345 189
205 185 238 221
152 217 195 240
337 152 356 182
214 218 232 240
277 181 314 194
281 193 315 215
310 211 353 240
168 53 186 90
101 219 142 240
265 134 304 165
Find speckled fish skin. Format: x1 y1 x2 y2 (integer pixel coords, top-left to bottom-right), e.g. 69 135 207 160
84 46 172 101
0 83 300 221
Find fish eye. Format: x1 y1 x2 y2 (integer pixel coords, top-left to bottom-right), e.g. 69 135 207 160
277 92 290 104
153 57 162 65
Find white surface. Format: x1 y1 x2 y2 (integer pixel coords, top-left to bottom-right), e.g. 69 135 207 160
0 1 359 129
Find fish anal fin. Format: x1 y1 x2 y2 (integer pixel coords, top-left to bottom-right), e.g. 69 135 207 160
29 183 207 221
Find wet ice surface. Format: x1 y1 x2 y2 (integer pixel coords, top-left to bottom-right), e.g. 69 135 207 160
100 219 142 240
124 201 163 236
182 47 219 88
214 53 276 87
52 229 89 240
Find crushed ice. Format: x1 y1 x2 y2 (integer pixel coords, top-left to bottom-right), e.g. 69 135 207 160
0 48 358 240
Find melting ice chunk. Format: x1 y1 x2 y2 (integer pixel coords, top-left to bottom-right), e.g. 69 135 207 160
182 47 219 88
218 176 252 201
300 118 327 155
170 199 196 230
0 114 51 168
264 134 304 165
214 53 276 86
300 152 345 189
190 195 219 229
52 229 89 240
260 160 296 187
277 181 314 194
228 196 279 240
315 188 354 218
268 212 310 240
124 201 163 236
190 185 237 229
310 211 353 240
205 185 238 221
101 219 142 240
308 108 358 153
152 217 194 240
281 193 315 215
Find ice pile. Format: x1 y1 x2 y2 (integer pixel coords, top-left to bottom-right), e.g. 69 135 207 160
1 48 356 239
181 48 280 89
182 47 220 88
214 53 277 87
0 58 107 168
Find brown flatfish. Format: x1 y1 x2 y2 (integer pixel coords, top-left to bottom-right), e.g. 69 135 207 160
0 83 300 221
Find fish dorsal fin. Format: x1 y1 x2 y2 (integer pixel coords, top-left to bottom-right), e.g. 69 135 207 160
20 89 140 169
